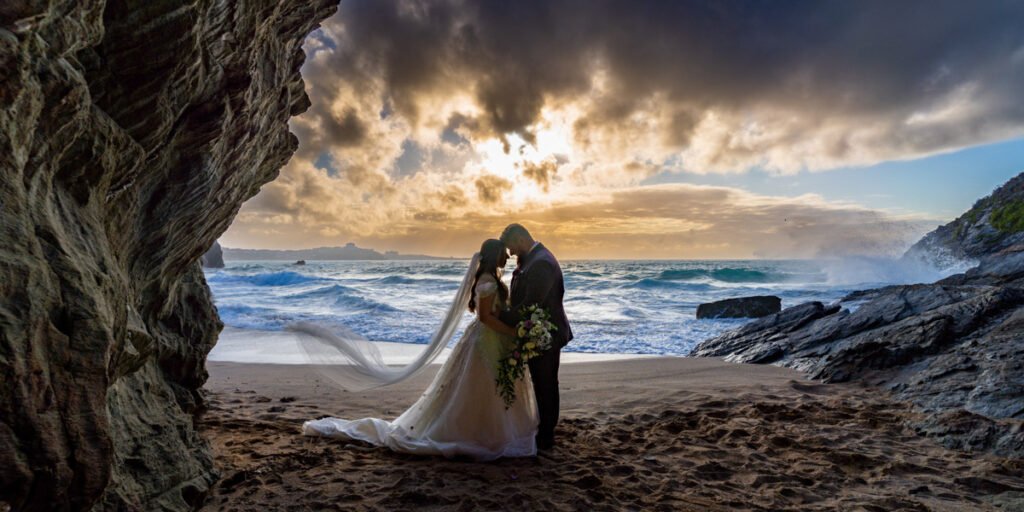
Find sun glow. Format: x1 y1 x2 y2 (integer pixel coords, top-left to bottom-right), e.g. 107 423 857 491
475 137 520 181
470 109 581 207
534 108 577 159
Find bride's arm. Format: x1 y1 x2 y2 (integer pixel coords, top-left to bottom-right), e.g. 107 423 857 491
477 294 517 337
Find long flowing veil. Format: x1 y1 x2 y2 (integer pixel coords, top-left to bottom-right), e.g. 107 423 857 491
286 253 481 390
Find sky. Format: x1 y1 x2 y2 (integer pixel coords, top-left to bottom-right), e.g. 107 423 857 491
221 0 1024 259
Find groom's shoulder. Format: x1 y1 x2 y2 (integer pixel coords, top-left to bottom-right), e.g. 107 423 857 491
538 245 561 266
530 247 563 274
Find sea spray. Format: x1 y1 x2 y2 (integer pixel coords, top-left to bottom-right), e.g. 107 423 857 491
816 255 974 287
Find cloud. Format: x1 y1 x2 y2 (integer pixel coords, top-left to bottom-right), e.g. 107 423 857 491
513 185 936 259
321 107 366 147
295 0 1024 175
520 159 558 191
226 182 937 259
223 0 1013 256
474 174 511 203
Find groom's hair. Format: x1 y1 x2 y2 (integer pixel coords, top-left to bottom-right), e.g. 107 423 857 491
500 223 532 244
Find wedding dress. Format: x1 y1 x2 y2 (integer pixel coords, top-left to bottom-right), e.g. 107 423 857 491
298 271 539 460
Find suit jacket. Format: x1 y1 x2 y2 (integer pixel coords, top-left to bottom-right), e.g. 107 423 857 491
499 243 573 348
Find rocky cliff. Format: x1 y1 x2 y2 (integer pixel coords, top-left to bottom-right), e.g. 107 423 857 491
201 241 225 269
0 1 335 510
692 172 1024 458
904 172 1024 268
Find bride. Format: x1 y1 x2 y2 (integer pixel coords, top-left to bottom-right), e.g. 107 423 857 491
290 239 539 460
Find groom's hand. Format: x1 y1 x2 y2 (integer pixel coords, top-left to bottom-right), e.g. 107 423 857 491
498 307 519 327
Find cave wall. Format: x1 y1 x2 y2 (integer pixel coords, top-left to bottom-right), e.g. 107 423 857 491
0 0 336 509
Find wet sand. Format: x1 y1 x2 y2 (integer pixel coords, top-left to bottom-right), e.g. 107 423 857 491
200 358 1023 511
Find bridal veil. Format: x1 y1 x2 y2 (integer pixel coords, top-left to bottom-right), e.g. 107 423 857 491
286 253 481 389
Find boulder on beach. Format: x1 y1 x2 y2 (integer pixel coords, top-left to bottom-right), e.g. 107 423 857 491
201 241 225 268
696 296 782 319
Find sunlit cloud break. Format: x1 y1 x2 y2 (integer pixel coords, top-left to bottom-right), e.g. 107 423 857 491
223 0 1023 257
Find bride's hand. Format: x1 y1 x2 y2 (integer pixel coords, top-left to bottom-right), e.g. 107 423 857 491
477 294 518 337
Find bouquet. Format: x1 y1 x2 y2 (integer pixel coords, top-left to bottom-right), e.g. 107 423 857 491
495 304 558 408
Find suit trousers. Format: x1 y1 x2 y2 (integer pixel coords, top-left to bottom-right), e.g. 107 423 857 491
528 346 561 443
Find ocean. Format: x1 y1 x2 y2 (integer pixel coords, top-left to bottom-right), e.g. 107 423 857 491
204 257 961 360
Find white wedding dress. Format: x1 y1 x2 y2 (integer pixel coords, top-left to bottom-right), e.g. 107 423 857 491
301 273 539 460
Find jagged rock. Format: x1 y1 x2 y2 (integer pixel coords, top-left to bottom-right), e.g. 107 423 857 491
692 172 1024 458
693 281 1024 457
690 302 839 363
696 296 781 319
201 241 225 268
939 245 1024 286
0 1 336 510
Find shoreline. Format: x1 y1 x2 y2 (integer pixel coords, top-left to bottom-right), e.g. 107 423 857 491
210 326 660 365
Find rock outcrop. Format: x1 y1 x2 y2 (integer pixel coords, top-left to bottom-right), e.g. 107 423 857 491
692 173 1024 458
696 296 781 319
0 1 335 510
202 241 225 269
904 172 1024 269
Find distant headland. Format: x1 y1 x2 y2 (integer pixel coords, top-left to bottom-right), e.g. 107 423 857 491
218 242 456 261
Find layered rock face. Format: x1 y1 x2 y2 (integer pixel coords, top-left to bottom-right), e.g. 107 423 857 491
692 173 1024 458
0 1 335 510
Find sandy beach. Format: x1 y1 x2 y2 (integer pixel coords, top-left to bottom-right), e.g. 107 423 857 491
200 357 1023 511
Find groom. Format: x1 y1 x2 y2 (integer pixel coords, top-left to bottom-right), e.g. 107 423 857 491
499 223 573 450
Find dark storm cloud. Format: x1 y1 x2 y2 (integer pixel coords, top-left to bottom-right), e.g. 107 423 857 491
323 108 366 146
303 0 1024 169
292 107 368 160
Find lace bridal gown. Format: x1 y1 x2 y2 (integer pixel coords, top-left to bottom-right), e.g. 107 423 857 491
300 272 539 460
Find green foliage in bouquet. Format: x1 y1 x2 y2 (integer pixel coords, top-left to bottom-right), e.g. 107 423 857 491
495 304 558 407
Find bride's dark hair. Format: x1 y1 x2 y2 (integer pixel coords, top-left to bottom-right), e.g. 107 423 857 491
468 239 510 312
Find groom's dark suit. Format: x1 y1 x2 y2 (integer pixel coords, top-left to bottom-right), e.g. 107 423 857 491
500 243 572 447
